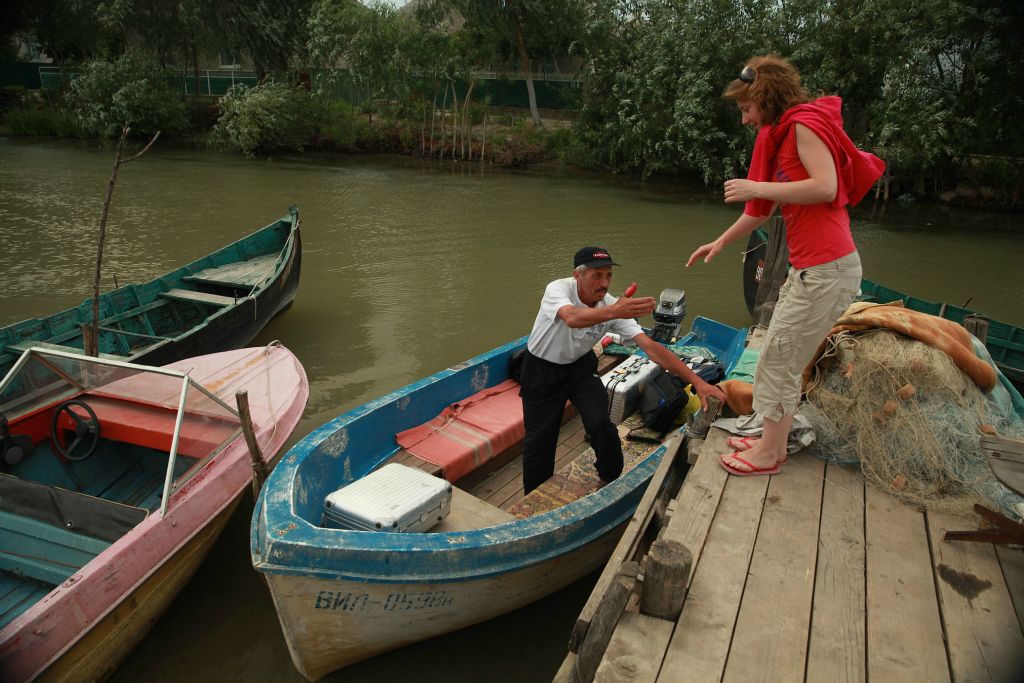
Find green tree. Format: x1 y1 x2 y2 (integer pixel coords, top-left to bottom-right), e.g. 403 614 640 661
440 0 589 126
68 56 187 138
211 0 313 76
209 81 315 155
22 0 119 62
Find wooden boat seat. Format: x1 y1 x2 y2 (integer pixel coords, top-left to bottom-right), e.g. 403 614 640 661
0 474 146 588
182 253 279 289
431 485 514 532
160 288 236 307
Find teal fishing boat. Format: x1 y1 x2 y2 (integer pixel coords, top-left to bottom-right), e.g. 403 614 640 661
742 228 1024 389
856 278 1024 387
251 316 747 679
0 208 301 379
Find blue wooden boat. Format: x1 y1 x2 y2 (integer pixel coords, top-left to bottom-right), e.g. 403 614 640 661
0 208 301 379
251 316 746 679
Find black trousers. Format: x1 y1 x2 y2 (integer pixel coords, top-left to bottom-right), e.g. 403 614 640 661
519 350 623 494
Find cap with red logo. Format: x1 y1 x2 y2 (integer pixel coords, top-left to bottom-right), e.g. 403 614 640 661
573 246 620 268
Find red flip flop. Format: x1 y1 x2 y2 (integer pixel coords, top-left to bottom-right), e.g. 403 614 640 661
719 452 782 477
726 436 758 451
724 437 789 464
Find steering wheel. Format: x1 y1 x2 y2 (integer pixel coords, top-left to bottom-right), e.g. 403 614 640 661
51 400 101 461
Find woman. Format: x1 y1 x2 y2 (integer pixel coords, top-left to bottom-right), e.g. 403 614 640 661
687 55 884 476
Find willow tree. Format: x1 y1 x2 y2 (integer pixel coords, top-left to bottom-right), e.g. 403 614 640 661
309 0 420 117
441 0 587 126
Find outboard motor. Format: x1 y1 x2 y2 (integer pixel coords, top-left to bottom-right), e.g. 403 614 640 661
650 288 687 343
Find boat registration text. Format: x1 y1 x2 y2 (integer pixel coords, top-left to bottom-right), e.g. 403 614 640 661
313 590 454 612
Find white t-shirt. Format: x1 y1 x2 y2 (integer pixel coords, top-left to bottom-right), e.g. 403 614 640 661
526 277 643 364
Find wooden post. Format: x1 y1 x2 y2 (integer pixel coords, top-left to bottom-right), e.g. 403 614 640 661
573 561 639 683
81 324 97 359
639 538 693 620
753 216 789 329
686 395 721 440
963 314 990 345
568 431 688 653
236 389 268 497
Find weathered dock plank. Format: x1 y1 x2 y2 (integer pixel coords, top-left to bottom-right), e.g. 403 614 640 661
865 485 951 682
806 462 867 683
927 510 1024 681
721 453 824 683
594 612 674 683
995 545 1024 629
657 439 769 681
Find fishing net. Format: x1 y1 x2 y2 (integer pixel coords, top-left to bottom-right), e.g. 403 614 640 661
802 330 1024 519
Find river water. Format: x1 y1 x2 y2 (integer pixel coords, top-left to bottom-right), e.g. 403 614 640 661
1 137 1022 681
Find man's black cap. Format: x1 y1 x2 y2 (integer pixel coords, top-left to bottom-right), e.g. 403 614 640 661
574 246 619 268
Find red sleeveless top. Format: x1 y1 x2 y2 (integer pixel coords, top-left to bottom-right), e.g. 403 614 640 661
774 128 856 268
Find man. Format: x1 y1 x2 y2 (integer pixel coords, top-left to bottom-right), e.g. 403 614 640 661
519 246 728 494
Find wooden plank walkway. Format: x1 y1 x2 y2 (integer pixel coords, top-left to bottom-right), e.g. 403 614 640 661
557 425 1024 682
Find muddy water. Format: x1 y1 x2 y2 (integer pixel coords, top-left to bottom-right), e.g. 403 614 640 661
1 137 1021 682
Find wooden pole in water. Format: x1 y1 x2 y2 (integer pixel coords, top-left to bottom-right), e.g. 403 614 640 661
573 561 639 683
86 124 160 357
236 389 268 497
754 215 789 329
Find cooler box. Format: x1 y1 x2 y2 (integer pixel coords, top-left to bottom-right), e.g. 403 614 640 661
602 354 664 423
321 463 453 532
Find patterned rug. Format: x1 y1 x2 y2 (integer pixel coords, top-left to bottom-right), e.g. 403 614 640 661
506 415 658 519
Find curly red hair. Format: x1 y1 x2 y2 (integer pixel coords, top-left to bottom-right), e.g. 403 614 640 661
724 55 810 125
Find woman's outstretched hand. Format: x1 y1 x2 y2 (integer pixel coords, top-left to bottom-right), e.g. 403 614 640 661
686 240 722 267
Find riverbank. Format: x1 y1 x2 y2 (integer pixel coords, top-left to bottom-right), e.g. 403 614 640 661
2 93 1022 213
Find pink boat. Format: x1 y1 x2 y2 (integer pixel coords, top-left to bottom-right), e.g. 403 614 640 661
0 343 308 682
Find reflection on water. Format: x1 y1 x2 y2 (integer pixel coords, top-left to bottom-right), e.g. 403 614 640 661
1 138 1022 681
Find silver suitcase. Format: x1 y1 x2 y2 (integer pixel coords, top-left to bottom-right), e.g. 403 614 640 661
602 354 663 423
321 463 452 532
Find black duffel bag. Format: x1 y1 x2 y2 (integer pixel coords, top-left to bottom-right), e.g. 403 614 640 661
639 370 690 436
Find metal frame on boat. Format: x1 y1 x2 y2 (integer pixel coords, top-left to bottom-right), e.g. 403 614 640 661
1 347 242 516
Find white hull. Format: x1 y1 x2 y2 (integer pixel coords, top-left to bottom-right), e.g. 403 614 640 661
263 530 621 680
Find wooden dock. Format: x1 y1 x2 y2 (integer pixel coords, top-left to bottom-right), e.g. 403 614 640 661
555 424 1024 682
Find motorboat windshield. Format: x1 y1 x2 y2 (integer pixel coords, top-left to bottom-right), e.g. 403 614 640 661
0 348 241 514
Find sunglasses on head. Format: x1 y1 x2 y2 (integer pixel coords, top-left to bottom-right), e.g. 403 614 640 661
739 66 756 83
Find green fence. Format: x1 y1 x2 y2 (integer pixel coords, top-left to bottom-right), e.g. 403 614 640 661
26 64 581 110
0 62 44 89
315 70 581 110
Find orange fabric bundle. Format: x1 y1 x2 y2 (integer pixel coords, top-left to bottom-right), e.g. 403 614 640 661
804 301 996 392
720 301 996 418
